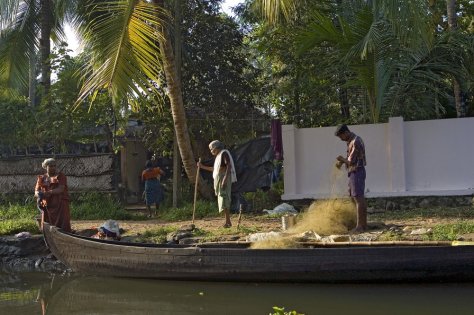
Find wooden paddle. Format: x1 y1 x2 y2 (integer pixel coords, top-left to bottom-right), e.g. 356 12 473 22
192 158 201 224
237 204 243 229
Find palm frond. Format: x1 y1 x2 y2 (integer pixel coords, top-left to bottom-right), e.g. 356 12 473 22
0 6 38 93
75 0 168 109
379 0 434 48
386 31 472 116
0 0 21 29
252 0 299 25
296 11 345 54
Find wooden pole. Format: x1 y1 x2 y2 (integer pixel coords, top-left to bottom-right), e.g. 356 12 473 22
237 204 243 229
192 158 201 224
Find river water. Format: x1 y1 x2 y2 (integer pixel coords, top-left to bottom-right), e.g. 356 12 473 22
2 271 474 315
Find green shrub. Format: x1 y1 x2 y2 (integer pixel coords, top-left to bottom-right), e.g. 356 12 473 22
70 193 133 220
428 222 474 241
0 203 37 220
160 200 219 221
0 219 39 235
244 187 282 213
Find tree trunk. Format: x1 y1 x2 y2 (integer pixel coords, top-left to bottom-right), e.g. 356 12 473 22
39 0 52 97
447 0 457 28
339 87 350 119
154 0 212 198
338 76 350 119
172 0 182 207
293 74 300 124
29 55 36 106
447 0 466 117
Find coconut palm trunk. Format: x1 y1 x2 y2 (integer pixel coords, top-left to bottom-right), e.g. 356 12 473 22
447 0 465 117
29 54 36 106
154 0 211 198
39 0 52 96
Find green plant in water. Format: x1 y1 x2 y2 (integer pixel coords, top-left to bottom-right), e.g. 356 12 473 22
271 306 304 315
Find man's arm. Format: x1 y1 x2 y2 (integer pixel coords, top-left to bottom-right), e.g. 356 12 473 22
197 161 213 172
221 152 231 188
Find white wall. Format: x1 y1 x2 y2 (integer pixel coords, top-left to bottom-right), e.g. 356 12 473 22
282 117 474 200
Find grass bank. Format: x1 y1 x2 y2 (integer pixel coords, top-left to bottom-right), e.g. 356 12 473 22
372 206 474 241
0 193 221 235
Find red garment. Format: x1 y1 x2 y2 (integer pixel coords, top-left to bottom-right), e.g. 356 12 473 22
141 167 163 181
35 172 71 232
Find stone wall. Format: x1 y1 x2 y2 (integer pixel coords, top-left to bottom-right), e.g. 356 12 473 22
0 154 116 193
369 195 474 212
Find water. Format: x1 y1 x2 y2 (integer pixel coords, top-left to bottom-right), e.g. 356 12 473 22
2 272 474 315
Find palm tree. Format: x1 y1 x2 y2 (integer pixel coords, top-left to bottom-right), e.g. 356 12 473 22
0 0 70 101
73 0 212 196
252 0 470 122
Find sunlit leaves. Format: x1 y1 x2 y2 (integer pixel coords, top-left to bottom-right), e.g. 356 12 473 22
74 0 168 109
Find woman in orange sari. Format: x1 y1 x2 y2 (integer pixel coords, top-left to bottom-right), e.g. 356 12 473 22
141 160 165 218
34 158 71 232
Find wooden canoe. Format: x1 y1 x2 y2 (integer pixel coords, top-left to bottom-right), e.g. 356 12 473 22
43 223 474 282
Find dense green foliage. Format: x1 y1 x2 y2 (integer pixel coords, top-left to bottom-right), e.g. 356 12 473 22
0 201 39 235
0 220 39 235
70 193 134 220
0 44 127 154
137 0 268 157
237 0 474 125
2 0 473 152
1 1 473 215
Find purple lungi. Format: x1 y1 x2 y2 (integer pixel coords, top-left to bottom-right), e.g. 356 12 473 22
348 167 366 197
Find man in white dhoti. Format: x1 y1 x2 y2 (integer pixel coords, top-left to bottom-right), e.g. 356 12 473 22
197 140 237 228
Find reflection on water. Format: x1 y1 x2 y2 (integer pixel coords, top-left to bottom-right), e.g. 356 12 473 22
2 271 474 315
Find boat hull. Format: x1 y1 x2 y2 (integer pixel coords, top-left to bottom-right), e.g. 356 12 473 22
43 223 474 282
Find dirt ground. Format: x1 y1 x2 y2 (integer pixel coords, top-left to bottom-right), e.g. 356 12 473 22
71 212 474 240
71 214 283 237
